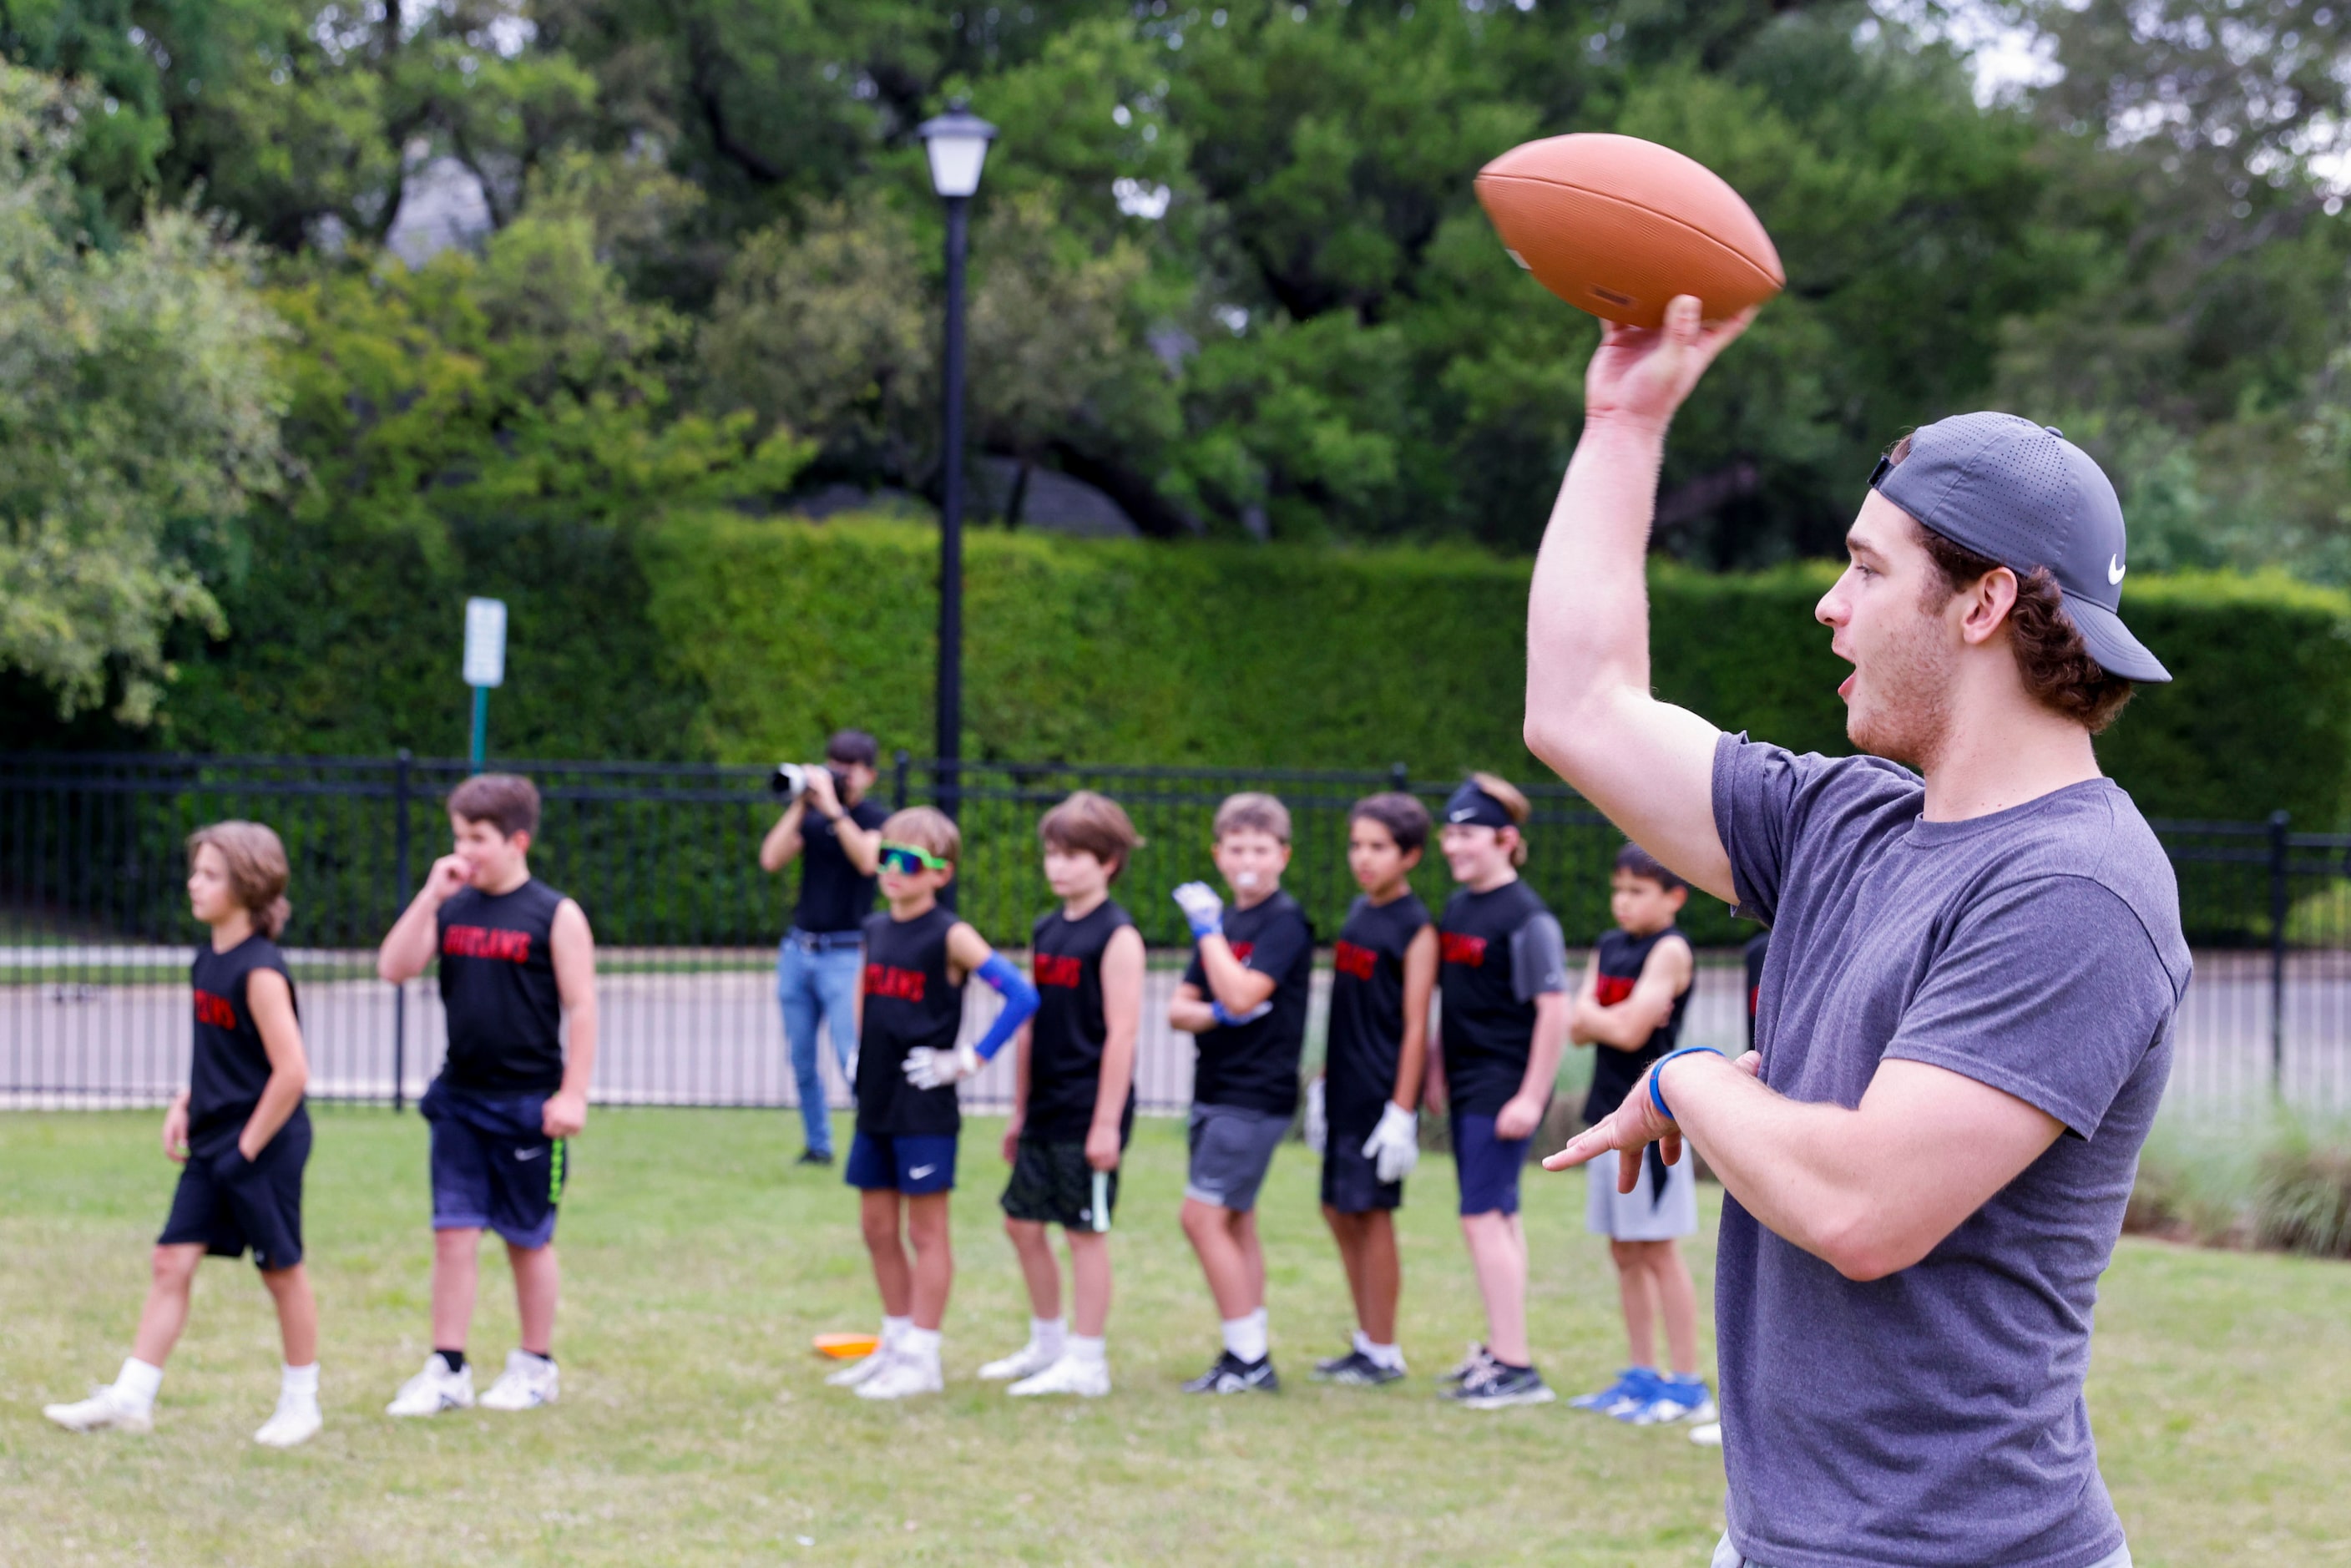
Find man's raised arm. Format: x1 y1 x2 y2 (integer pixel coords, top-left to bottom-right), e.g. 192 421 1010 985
1523 296 1755 903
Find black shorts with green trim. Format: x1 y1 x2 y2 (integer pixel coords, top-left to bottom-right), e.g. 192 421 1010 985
1000 1135 1119 1232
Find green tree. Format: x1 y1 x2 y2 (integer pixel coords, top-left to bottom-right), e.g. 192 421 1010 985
0 62 285 723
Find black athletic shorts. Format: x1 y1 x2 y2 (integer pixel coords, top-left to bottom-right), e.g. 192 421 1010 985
1319 1126 1403 1215
422 1077 567 1248
159 1111 310 1271
1000 1134 1120 1232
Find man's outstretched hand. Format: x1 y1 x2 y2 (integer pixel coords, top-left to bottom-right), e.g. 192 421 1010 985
1582 296 1758 435
1542 1048 1762 1191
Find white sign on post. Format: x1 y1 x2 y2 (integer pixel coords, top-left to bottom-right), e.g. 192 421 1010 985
463 597 508 688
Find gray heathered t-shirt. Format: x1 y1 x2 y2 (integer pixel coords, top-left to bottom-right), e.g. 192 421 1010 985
1712 733 2190 1568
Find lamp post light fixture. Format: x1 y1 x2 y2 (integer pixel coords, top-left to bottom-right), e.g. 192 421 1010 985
915 100 997 832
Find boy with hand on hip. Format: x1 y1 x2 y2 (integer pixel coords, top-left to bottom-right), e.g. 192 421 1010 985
831 807 1039 1400
1430 774 1571 1409
1307 792 1437 1386
45 822 321 1448
980 792 1145 1398
1565 843 1711 1427
377 773 598 1418
1168 792 1316 1394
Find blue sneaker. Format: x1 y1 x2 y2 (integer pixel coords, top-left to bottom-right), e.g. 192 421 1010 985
1569 1367 1658 1417
1624 1373 1719 1426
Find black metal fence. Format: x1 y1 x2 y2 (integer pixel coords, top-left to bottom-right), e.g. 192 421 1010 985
5 751 2349 1115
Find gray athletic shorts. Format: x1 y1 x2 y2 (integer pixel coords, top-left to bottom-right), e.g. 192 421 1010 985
1711 1533 2132 1567
1185 1103 1290 1212
1586 1145 1698 1241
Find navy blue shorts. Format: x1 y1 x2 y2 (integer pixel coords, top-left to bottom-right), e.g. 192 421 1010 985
846 1130 958 1195
1451 1111 1530 1216
159 1111 310 1271
1320 1127 1403 1215
422 1078 566 1248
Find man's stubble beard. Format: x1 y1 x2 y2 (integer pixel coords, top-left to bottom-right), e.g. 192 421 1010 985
1846 604 1959 774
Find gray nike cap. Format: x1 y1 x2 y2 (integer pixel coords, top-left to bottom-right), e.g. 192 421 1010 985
1871 412 2171 684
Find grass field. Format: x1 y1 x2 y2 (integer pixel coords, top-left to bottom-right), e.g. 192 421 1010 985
1 1110 2345 1565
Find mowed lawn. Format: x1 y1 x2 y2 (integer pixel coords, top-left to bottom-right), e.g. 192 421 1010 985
0 1111 2344 1565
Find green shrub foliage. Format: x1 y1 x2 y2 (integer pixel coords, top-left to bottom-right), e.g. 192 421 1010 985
155 512 2351 835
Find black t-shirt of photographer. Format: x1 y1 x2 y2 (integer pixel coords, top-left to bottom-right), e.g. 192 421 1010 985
793 797 890 936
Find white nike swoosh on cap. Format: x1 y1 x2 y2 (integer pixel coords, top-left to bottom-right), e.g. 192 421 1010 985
1449 808 1476 822
908 1164 938 1180
2108 555 2126 584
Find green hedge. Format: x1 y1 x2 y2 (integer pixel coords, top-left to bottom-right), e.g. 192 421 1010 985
136 510 2351 831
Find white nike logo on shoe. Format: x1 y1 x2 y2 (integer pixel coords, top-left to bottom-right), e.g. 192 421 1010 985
2108 555 2126 584
908 1164 938 1180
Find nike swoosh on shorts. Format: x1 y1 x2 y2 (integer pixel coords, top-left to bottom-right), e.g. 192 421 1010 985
515 1147 544 1161
909 1164 938 1180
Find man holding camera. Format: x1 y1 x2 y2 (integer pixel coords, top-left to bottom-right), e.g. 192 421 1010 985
760 730 889 1166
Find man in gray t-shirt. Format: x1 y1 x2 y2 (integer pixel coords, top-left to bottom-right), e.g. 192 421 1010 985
1522 296 2188 1568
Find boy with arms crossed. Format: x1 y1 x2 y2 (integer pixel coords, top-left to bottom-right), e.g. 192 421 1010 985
1307 792 1436 1386
45 823 321 1447
979 792 1146 1398
831 807 1039 1400
1566 843 1711 1427
1169 792 1315 1394
378 774 598 1416
1431 774 1570 1409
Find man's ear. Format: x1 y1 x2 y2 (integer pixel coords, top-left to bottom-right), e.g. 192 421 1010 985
1958 567 2020 648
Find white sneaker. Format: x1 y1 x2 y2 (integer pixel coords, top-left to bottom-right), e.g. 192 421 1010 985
826 1346 896 1388
385 1354 474 1417
43 1386 154 1435
478 1349 559 1411
854 1353 943 1400
1008 1354 1110 1399
254 1398 322 1448
977 1339 1060 1382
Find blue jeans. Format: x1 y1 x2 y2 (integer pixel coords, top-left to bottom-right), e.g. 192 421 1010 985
778 936 863 1156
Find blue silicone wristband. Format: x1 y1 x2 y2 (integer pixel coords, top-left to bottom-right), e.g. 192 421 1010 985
1646 1046 1725 1121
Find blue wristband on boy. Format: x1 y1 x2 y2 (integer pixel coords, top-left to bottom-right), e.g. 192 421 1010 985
1646 1046 1725 1121
969 953 1040 1062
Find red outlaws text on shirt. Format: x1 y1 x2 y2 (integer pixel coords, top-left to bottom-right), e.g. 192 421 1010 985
1595 974 1636 1007
1441 933 1488 968
1034 953 1083 989
866 963 928 1003
442 925 533 964
1333 941 1378 981
193 989 238 1029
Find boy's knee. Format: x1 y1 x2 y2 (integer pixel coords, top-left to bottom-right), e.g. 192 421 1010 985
150 1246 200 1287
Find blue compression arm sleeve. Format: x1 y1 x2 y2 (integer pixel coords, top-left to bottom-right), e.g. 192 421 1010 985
970 953 1040 1062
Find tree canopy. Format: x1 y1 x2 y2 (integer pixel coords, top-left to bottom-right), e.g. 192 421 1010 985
8 0 2351 722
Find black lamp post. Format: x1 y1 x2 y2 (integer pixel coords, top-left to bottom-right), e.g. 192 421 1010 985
915 100 997 828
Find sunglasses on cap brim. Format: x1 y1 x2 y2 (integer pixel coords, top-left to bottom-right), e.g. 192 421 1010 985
878 842 951 873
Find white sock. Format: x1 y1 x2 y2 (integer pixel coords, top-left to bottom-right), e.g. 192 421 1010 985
1221 1314 1268 1364
114 1358 163 1411
902 1327 943 1363
881 1314 913 1348
1031 1316 1067 1357
281 1363 320 1403
1066 1334 1107 1367
1354 1330 1404 1371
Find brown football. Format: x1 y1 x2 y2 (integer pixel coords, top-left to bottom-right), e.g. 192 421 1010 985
1474 133 1784 327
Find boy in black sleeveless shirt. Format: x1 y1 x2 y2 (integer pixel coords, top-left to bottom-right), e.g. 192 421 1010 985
831 807 1039 1401
377 774 599 1419
977 792 1146 1399
1170 792 1315 1394
1433 775 1571 1409
1565 842 1710 1427
1307 792 1436 1387
46 822 321 1447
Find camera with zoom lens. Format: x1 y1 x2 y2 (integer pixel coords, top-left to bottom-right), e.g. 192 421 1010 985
769 762 845 798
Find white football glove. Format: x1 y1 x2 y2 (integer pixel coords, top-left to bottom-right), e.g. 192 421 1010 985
1171 881 1226 939
1363 1100 1421 1184
903 1044 980 1090
1304 1077 1327 1156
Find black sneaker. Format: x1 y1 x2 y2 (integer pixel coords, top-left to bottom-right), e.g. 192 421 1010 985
1446 1360 1557 1409
1180 1351 1280 1394
1313 1350 1404 1387
795 1148 835 1167
1440 1342 1496 1386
